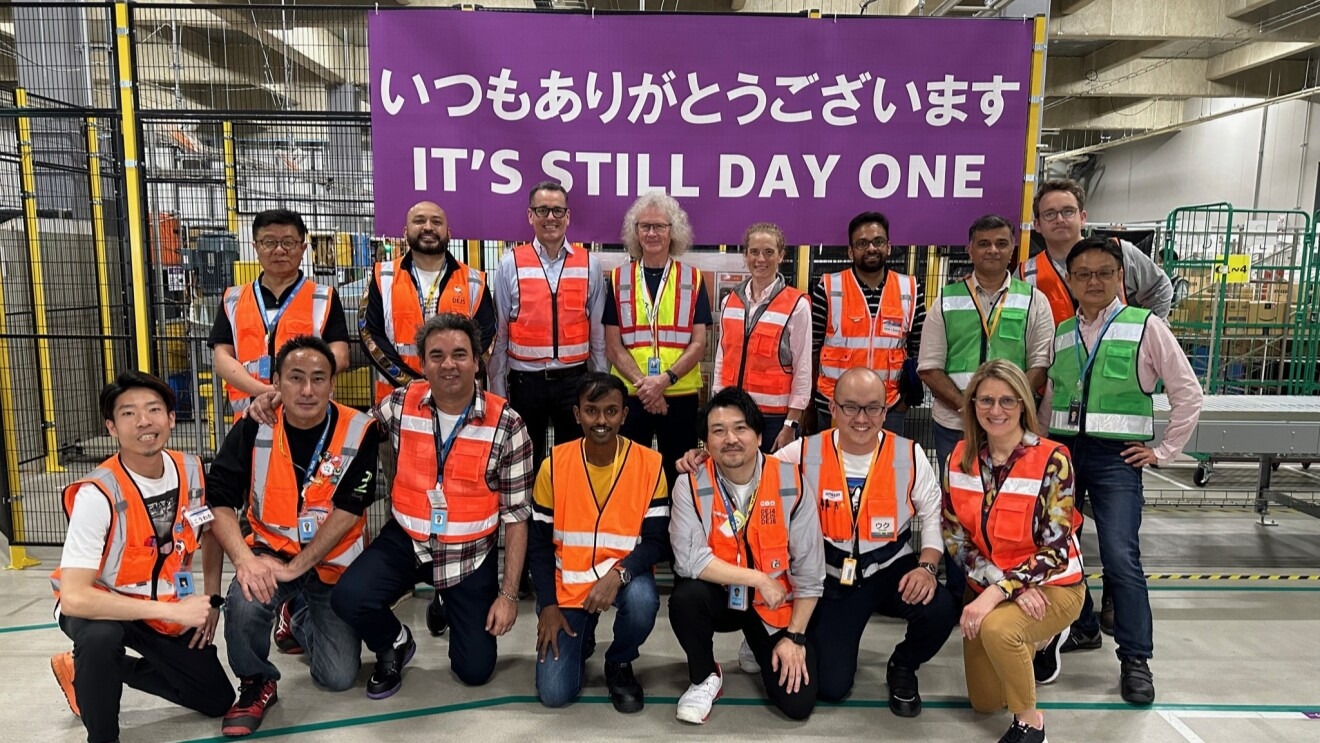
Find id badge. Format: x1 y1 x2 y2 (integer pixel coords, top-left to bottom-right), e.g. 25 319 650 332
1067 398 1082 426
647 357 661 376
257 355 273 381
174 571 195 598
430 509 448 536
840 557 858 586
185 506 214 529
870 516 896 541
728 584 749 611
297 515 318 543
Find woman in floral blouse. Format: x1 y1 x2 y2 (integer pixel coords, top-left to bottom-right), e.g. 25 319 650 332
942 359 1085 743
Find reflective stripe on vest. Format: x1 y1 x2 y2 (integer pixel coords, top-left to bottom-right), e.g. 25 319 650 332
611 260 703 396
717 278 805 415
507 244 592 364
549 439 665 608
816 270 915 406
391 382 503 542
222 280 332 410
946 438 1084 593
690 456 799 630
377 257 486 402
50 451 205 637
942 278 1033 391
248 403 373 584
1047 306 1154 441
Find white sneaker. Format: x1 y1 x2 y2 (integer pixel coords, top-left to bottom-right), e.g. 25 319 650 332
676 666 723 724
737 639 760 674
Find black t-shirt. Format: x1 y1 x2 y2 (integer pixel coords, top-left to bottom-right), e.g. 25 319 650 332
206 405 379 516
207 272 351 354
602 264 714 327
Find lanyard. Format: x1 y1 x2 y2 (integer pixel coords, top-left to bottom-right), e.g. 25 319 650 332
833 431 878 541
967 278 1007 340
637 259 672 355
434 401 473 484
714 471 749 537
410 265 445 316
302 408 334 487
1073 306 1124 391
253 276 306 341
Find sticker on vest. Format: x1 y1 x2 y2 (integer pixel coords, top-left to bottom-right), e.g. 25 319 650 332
840 556 858 586
257 355 272 381
882 319 902 336
174 571 195 598
822 489 844 502
759 504 778 525
318 460 335 478
869 516 896 540
1067 398 1082 427
769 558 783 570
728 584 749 611
647 357 661 376
298 515 319 543
718 515 736 538
185 506 214 528
430 509 448 536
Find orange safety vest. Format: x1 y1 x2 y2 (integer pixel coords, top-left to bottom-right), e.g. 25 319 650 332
816 270 916 407
717 279 807 415
689 456 801 630
247 403 374 585
50 451 206 637
946 437 1084 594
375 256 487 402
1021 251 1127 326
549 438 665 609
391 381 503 543
221 278 333 412
507 244 592 365
800 430 915 571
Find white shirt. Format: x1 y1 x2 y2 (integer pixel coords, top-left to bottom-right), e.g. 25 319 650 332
61 452 180 571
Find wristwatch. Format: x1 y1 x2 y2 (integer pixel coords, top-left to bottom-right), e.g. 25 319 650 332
665 369 679 385
784 631 808 646
783 420 801 432
614 565 633 586
918 561 939 577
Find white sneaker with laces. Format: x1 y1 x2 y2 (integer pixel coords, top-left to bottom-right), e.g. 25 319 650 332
737 639 760 674
676 667 723 724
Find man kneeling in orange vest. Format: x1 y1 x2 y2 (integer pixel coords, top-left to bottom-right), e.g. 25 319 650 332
527 372 669 712
207 336 379 737
50 372 234 743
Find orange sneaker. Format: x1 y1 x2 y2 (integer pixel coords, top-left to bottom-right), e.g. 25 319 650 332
51 651 80 718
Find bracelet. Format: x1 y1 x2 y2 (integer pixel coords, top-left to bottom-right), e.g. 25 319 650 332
497 588 520 603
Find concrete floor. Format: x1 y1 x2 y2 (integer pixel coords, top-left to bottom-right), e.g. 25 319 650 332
3 510 1320 743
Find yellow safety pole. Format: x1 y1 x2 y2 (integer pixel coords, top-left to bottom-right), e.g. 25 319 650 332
925 246 944 311
223 121 239 234
86 118 117 384
115 2 151 372
1018 15 1048 265
0 133 34 569
15 88 64 475
466 239 482 270
795 246 811 293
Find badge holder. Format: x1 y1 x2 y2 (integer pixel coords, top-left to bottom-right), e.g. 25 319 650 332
1067 398 1083 426
840 557 858 586
297 516 318 543
257 355 273 381
428 488 448 537
175 571 195 598
727 583 749 611
647 357 661 376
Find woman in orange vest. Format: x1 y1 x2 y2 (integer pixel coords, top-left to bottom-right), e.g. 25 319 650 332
712 223 810 453
942 360 1085 743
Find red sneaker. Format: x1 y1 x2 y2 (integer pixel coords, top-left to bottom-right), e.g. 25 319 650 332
222 677 278 737
273 602 303 655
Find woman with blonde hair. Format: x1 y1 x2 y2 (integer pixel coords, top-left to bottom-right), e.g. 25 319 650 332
942 359 1084 743
603 192 712 486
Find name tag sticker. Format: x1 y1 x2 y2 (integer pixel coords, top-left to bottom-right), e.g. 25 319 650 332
882 319 903 336
870 516 896 540
822 489 844 502
185 506 214 528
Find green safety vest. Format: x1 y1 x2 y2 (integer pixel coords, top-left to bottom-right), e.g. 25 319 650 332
1047 305 1154 441
942 277 1033 392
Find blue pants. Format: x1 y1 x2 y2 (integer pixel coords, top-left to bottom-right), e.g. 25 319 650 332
225 564 361 691
331 518 501 686
1058 434 1153 660
535 572 660 708
932 421 968 602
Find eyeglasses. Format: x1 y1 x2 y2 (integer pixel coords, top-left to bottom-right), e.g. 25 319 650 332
973 395 1022 410
1039 207 1079 222
835 402 885 418
638 222 671 234
1071 268 1117 282
851 237 890 250
255 238 303 251
530 206 568 219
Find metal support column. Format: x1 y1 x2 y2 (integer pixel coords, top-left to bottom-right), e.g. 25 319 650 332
1017 15 1047 265
86 119 117 384
114 2 152 372
223 121 239 235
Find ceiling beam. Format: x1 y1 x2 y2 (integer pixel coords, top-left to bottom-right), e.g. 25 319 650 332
1043 97 1185 129
1082 40 1169 76
1207 39 1320 79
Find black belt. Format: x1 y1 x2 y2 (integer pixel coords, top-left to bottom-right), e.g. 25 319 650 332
510 364 587 381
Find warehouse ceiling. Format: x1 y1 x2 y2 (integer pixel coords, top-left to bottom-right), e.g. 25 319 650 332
2 0 1318 153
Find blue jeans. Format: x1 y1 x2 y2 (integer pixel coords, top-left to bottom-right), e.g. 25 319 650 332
536 572 659 708
225 564 361 691
932 421 968 602
1058 434 1153 660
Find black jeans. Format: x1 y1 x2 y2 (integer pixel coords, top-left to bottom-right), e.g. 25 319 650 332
507 366 587 469
669 578 817 721
330 519 501 686
808 552 960 702
58 614 234 743
621 393 699 488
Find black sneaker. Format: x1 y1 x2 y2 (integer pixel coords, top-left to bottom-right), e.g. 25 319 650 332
997 716 1047 743
1033 627 1069 685
886 660 921 717
1099 592 1115 636
1120 656 1155 706
425 594 448 637
222 677 278 737
367 625 416 700
1059 625 1102 653
604 661 645 714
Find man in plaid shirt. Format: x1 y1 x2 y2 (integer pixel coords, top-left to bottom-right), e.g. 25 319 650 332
330 312 533 698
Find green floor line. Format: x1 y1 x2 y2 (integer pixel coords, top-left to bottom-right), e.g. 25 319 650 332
0 622 57 634
172 695 1320 742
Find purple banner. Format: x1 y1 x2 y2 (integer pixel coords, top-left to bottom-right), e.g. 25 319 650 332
370 10 1033 246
